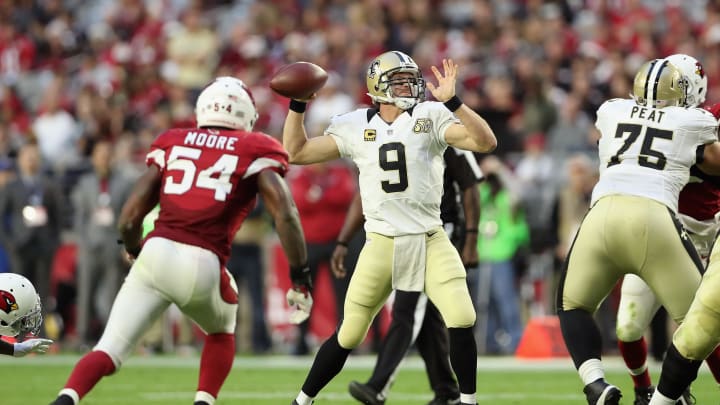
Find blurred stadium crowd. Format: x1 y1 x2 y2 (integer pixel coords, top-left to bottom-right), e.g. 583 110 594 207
0 0 717 355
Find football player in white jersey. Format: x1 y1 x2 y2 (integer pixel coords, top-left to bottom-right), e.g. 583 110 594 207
557 58 720 405
282 51 496 405
615 53 720 405
648 82 720 404
0 273 53 357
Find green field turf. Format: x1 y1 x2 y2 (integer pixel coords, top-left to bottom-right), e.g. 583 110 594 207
0 354 716 404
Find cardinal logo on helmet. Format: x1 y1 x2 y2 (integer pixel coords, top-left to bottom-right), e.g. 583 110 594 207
695 61 705 79
0 290 18 313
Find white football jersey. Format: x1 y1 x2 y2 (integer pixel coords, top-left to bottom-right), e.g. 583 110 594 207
592 98 718 212
326 101 459 236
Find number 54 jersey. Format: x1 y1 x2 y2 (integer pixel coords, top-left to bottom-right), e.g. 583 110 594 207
145 128 288 265
593 98 719 213
326 102 459 236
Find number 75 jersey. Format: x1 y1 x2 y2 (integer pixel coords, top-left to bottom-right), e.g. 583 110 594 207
593 98 719 213
145 128 288 265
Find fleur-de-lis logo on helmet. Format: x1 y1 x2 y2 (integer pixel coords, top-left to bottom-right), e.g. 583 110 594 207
368 60 380 80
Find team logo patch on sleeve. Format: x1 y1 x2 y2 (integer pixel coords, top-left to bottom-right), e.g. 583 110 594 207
0 290 18 313
364 129 377 141
413 118 432 134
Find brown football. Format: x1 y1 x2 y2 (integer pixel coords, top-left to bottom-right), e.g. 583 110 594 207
270 62 328 100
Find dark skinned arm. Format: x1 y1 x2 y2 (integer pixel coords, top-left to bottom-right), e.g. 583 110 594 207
698 142 720 176
117 166 161 258
330 193 363 278
257 170 309 288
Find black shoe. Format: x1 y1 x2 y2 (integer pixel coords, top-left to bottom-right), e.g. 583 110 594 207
49 395 74 405
348 380 385 405
583 379 622 405
194 402 210 405
633 386 654 405
677 387 695 405
427 396 460 405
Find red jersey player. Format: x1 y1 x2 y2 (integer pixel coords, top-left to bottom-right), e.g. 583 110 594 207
616 54 720 405
49 77 311 405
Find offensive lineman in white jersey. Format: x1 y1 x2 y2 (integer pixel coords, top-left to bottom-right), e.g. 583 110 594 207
282 51 496 405
557 58 720 405
615 53 720 405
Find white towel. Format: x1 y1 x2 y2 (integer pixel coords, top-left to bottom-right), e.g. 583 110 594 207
392 234 427 291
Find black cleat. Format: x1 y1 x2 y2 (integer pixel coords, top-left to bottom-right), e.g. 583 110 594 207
633 385 654 405
348 380 385 405
583 379 622 405
49 395 74 405
427 397 460 405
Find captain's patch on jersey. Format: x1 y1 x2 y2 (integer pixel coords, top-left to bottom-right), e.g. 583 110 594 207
364 129 377 141
413 118 432 134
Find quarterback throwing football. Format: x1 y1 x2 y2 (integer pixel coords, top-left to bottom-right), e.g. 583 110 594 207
283 51 496 405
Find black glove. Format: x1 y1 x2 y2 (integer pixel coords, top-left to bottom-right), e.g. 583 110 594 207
290 264 312 291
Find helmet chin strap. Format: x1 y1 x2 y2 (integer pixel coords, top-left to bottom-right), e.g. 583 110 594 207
393 97 418 110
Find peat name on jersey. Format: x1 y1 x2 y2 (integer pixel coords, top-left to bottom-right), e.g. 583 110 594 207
630 105 666 123
183 130 238 151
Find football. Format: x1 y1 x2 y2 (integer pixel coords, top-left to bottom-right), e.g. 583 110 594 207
270 62 328 100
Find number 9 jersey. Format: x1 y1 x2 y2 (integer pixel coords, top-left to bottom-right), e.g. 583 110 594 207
145 128 288 265
326 102 459 236
593 98 719 213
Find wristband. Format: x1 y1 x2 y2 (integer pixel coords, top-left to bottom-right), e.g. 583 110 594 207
118 239 141 257
336 240 348 248
289 99 307 113
290 263 313 290
443 95 463 112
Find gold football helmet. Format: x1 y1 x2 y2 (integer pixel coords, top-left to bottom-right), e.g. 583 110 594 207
366 51 426 110
632 59 686 108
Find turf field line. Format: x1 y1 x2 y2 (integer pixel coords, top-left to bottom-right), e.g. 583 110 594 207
141 390 584 401
0 354 709 374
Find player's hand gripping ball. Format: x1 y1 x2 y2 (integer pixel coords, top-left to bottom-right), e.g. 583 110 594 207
270 62 328 100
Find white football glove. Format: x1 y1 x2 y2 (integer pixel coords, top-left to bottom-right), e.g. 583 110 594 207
14 338 53 357
286 288 313 324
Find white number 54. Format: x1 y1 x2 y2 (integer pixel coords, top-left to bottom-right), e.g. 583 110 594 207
163 146 239 201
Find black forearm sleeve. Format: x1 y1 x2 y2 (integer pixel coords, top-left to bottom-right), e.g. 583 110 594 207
0 339 14 356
